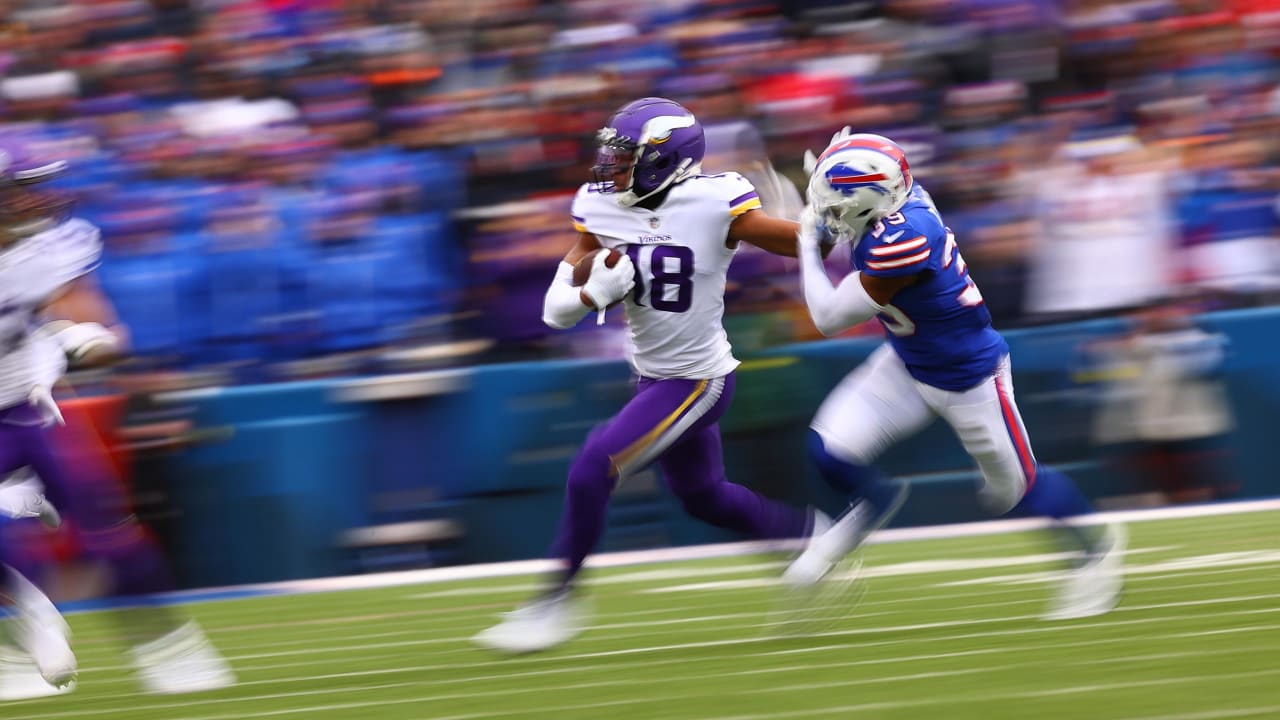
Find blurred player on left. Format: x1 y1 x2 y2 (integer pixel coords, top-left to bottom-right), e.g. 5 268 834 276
0 138 234 698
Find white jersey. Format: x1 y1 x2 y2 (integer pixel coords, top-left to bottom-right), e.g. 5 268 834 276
0 218 102 410
571 173 762 379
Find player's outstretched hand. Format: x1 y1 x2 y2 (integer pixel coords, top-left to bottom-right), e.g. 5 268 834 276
582 250 636 311
828 125 854 147
803 126 855 177
798 206 836 257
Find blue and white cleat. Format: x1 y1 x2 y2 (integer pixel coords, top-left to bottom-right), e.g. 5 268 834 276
783 482 909 589
772 484 909 636
1045 522 1127 621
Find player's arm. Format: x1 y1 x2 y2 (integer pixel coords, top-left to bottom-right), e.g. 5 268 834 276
727 209 837 258
796 208 916 336
543 232 601 329
727 209 801 257
39 273 130 366
542 231 635 328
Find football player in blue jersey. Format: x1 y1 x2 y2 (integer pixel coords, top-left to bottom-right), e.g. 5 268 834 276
784 129 1126 620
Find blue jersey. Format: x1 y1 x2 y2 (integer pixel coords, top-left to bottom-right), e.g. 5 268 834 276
851 184 1007 391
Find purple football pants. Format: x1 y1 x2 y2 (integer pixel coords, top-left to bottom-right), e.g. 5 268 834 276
0 402 174 597
549 372 807 588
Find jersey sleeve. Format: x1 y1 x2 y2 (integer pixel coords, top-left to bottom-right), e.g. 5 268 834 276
570 183 593 233
49 218 104 287
861 218 943 278
704 172 762 218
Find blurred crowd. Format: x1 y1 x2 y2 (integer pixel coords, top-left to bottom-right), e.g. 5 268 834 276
4 0 1280 377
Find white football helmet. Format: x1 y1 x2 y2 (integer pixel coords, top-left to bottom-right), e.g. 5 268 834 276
805 132 913 241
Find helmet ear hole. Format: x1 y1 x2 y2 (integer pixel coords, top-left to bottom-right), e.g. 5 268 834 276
653 154 672 170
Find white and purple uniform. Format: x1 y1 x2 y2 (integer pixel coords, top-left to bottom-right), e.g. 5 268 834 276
571 172 761 381
0 218 101 412
550 173 806 585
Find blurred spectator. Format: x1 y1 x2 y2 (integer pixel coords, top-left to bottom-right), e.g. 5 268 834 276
0 0 1275 374
1024 135 1179 321
1083 301 1237 504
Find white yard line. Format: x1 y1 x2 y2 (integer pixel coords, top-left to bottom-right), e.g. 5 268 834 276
112 499 1279 610
166 666 1280 720
708 670 1280 720
60 564 1280 675
63 594 1280 691
6 664 1016 720
1118 707 1280 720
20 601 1280 717
644 546 1175 594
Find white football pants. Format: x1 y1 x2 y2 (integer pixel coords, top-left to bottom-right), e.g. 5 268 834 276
811 344 1036 515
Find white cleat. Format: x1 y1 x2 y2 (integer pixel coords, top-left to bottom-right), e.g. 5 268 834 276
782 483 909 590
14 620 77 692
782 506 850 589
131 621 236 694
0 472 61 528
1045 523 1127 621
0 649 75 701
6 567 76 691
472 591 584 655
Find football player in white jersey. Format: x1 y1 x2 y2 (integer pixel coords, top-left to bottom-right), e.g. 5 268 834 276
474 97 826 654
0 138 234 698
783 128 1125 621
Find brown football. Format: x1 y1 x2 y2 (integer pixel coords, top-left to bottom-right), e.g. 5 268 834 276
571 248 625 287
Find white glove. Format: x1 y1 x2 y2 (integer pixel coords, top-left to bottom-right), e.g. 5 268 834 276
41 321 120 363
581 251 636 312
27 385 64 428
798 205 837 253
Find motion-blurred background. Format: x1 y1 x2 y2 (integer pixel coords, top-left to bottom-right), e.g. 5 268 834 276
2 0 1276 593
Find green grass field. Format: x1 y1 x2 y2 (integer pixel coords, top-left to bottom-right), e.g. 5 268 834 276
10 508 1280 720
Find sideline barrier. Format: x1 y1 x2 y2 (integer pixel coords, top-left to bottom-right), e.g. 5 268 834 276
155 308 1277 586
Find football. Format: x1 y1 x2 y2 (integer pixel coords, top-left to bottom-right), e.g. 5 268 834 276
571 247 625 287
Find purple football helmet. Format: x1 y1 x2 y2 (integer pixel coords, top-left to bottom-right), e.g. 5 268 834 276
592 97 705 206
0 137 72 244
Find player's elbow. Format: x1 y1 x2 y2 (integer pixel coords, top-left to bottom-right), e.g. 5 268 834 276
810 311 847 338
541 310 576 330
814 321 845 338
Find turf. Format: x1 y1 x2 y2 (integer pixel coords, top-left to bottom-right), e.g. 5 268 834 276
7 509 1280 720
